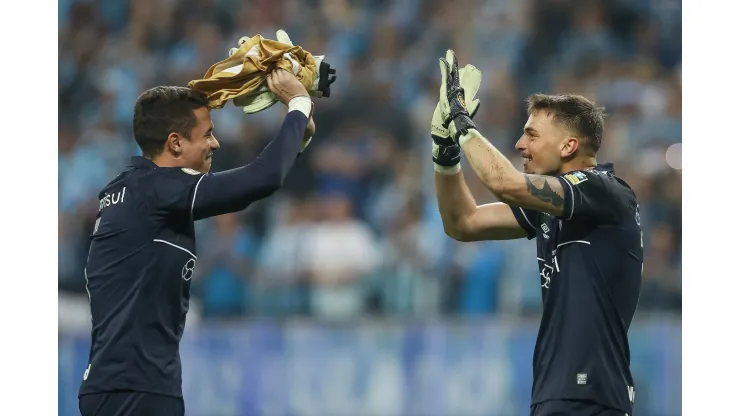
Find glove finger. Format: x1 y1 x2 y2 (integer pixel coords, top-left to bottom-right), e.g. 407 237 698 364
438 58 449 98
276 29 293 46
439 58 449 81
228 47 239 57
238 36 250 46
446 50 461 87
468 99 481 119
460 65 482 103
460 64 481 84
445 50 457 71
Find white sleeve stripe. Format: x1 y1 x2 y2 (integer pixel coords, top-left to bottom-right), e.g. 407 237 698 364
190 174 206 217
561 177 575 219
518 207 536 231
153 239 197 259
556 240 591 248
84 268 91 304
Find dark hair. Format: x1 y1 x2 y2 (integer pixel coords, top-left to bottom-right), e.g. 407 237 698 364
132 86 210 157
526 93 606 154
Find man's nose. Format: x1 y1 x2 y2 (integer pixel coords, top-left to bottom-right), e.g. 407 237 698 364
514 136 526 151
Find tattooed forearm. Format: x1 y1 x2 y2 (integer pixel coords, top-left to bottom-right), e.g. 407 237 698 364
525 175 564 207
461 133 516 192
457 133 565 214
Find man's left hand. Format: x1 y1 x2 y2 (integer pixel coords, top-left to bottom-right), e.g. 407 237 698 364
431 63 482 171
438 49 479 143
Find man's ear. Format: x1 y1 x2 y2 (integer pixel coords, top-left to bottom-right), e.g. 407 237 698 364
166 132 183 155
561 136 580 158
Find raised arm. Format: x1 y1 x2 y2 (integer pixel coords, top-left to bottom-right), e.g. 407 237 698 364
430 59 530 241
192 108 309 219
436 49 566 218
193 69 314 220
459 131 566 217
434 169 528 241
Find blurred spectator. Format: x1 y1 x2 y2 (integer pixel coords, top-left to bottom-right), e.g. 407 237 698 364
304 194 380 319
376 191 442 316
59 213 85 293
640 223 681 310
253 198 315 316
59 0 681 320
456 242 507 316
193 213 259 318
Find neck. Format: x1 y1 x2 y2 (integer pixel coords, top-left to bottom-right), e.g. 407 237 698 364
150 153 180 168
559 155 597 175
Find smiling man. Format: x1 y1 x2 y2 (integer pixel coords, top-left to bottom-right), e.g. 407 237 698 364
432 50 642 416
78 69 314 416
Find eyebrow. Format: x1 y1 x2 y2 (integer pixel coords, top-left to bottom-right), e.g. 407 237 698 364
524 126 537 135
205 125 214 135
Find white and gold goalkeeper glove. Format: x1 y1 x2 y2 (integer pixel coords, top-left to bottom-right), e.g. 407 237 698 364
438 49 480 144
229 30 336 114
431 63 482 173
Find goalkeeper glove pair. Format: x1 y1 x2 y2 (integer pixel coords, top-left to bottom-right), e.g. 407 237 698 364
430 50 482 173
227 30 329 154
226 30 337 114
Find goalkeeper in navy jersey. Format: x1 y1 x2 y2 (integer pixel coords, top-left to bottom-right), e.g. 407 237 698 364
78 69 315 416
432 50 642 416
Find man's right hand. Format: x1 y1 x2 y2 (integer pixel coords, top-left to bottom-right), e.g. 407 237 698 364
267 68 316 154
438 50 480 143
431 63 482 173
266 69 309 105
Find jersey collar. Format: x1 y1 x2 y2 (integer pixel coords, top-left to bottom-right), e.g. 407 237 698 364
594 162 615 173
129 156 158 170
562 162 615 176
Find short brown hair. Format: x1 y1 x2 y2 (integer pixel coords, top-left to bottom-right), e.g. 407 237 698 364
526 93 606 154
133 86 210 157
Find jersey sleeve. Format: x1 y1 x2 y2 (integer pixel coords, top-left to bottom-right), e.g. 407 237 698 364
510 205 539 240
190 110 308 220
147 167 206 215
557 169 624 223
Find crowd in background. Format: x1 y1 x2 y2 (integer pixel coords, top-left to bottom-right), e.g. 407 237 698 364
59 0 682 321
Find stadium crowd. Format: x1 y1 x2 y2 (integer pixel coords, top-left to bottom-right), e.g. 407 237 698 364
59 0 681 321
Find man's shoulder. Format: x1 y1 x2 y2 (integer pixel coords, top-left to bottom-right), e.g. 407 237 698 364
126 166 205 193
98 165 205 211
562 167 637 211
561 168 621 189
147 167 206 214
138 166 204 184
158 166 205 178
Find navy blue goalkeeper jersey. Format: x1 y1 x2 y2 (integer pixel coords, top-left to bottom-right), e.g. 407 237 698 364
79 157 206 398
78 110 308 400
511 163 642 414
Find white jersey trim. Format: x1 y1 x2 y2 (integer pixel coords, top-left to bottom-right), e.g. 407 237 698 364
153 239 197 259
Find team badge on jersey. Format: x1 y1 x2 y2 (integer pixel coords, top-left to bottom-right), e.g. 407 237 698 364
181 168 201 175
563 171 588 185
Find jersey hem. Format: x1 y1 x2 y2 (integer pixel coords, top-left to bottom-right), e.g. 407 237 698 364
79 386 183 399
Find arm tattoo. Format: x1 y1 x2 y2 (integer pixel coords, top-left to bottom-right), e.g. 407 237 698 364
525 175 564 207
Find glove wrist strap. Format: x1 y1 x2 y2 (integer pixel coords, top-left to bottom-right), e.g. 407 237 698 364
288 96 313 118
434 163 461 174
458 129 482 146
